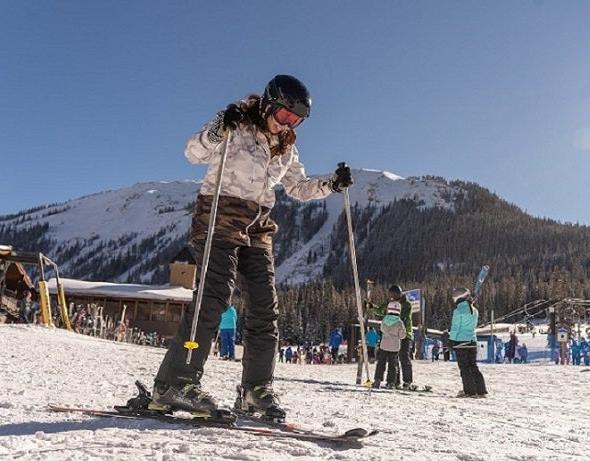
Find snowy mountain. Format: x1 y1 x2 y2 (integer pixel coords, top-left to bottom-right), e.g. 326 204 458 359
0 170 460 285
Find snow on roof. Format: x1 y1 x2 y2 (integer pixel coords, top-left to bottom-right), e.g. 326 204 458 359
46 277 193 303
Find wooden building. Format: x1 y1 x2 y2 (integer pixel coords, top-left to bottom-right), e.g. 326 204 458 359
47 278 193 337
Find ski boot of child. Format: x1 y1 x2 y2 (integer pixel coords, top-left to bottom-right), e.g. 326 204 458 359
402 382 417 391
385 382 396 390
149 382 218 416
235 384 286 422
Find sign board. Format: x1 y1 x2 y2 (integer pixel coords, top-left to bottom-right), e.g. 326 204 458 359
404 289 422 313
557 326 569 343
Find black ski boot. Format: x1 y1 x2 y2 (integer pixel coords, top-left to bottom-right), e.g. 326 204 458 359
402 382 418 391
234 384 286 422
115 381 234 423
371 380 381 389
149 381 218 416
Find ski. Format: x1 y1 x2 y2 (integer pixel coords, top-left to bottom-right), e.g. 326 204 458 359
321 383 435 396
47 404 375 446
371 384 433 395
473 265 490 299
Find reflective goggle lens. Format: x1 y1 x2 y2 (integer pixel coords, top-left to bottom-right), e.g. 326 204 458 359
273 107 304 128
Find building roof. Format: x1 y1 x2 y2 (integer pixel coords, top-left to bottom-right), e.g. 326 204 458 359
46 277 193 303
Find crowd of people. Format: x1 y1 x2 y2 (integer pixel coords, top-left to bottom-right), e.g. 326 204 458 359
275 284 489 397
278 343 347 365
550 335 590 365
13 292 168 348
66 303 168 347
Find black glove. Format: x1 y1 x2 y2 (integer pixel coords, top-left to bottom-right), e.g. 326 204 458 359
329 163 353 193
223 103 245 130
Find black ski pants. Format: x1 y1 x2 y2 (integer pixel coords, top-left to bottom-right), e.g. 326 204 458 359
454 343 487 395
399 337 413 384
374 349 400 385
155 240 279 389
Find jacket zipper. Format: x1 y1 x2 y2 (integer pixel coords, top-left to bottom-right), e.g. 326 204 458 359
242 128 270 245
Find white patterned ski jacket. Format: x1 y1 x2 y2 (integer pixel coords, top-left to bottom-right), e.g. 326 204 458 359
186 109 333 248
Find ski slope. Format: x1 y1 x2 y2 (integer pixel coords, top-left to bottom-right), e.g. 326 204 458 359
1 325 588 460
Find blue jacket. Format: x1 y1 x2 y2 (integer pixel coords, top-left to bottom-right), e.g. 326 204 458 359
449 300 478 343
366 328 379 347
219 305 237 330
329 329 343 348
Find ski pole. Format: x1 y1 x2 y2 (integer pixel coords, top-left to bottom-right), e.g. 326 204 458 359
185 130 232 365
357 279 374 384
339 162 371 385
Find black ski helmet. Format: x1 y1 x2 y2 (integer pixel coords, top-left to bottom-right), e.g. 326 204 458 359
389 285 403 296
261 75 311 120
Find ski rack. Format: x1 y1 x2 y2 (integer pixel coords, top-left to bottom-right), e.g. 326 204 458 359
0 247 72 330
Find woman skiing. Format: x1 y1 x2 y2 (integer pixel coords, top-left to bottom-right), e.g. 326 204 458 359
449 287 487 397
150 75 353 419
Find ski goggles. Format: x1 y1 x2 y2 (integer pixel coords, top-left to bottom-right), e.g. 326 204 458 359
272 106 304 128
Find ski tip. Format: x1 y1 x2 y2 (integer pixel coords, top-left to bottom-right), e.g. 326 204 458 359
342 428 368 438
342 427 379 439
47 404 71 412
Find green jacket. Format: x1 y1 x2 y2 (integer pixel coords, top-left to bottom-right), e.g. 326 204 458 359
368 295 413 339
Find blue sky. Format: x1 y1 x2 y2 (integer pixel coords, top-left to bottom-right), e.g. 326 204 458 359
2 1 590 223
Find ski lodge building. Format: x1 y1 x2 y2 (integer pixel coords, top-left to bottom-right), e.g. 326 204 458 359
46 254 197 338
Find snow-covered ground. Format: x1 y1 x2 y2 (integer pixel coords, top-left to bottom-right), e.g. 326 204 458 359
1 325 588 460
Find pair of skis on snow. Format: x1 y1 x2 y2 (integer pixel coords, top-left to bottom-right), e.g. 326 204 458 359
48 381 377 447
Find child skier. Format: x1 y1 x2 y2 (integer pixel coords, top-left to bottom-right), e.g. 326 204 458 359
449 288 487 398
149 75 353 419
372 301 406 389
367 284 414 388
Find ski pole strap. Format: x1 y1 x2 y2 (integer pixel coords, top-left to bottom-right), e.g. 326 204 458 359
451 341 478 349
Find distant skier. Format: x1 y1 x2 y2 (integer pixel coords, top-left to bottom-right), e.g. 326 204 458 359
441 329 450 361
507 332 519 364
218 304 237 360
449 287 487 398
149 75 353 419
366 326 379 362
372 302 406 389
431 340 440 362
17 290 37 324
285 346 294 364
571 340 582 366
329 328 344 364
494 336 504 363
581 338 590 366
367 284 414 389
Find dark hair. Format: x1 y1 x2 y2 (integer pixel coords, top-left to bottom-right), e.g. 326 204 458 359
238 95 296 156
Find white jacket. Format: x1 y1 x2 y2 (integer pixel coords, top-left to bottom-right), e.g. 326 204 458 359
185 113 332 209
